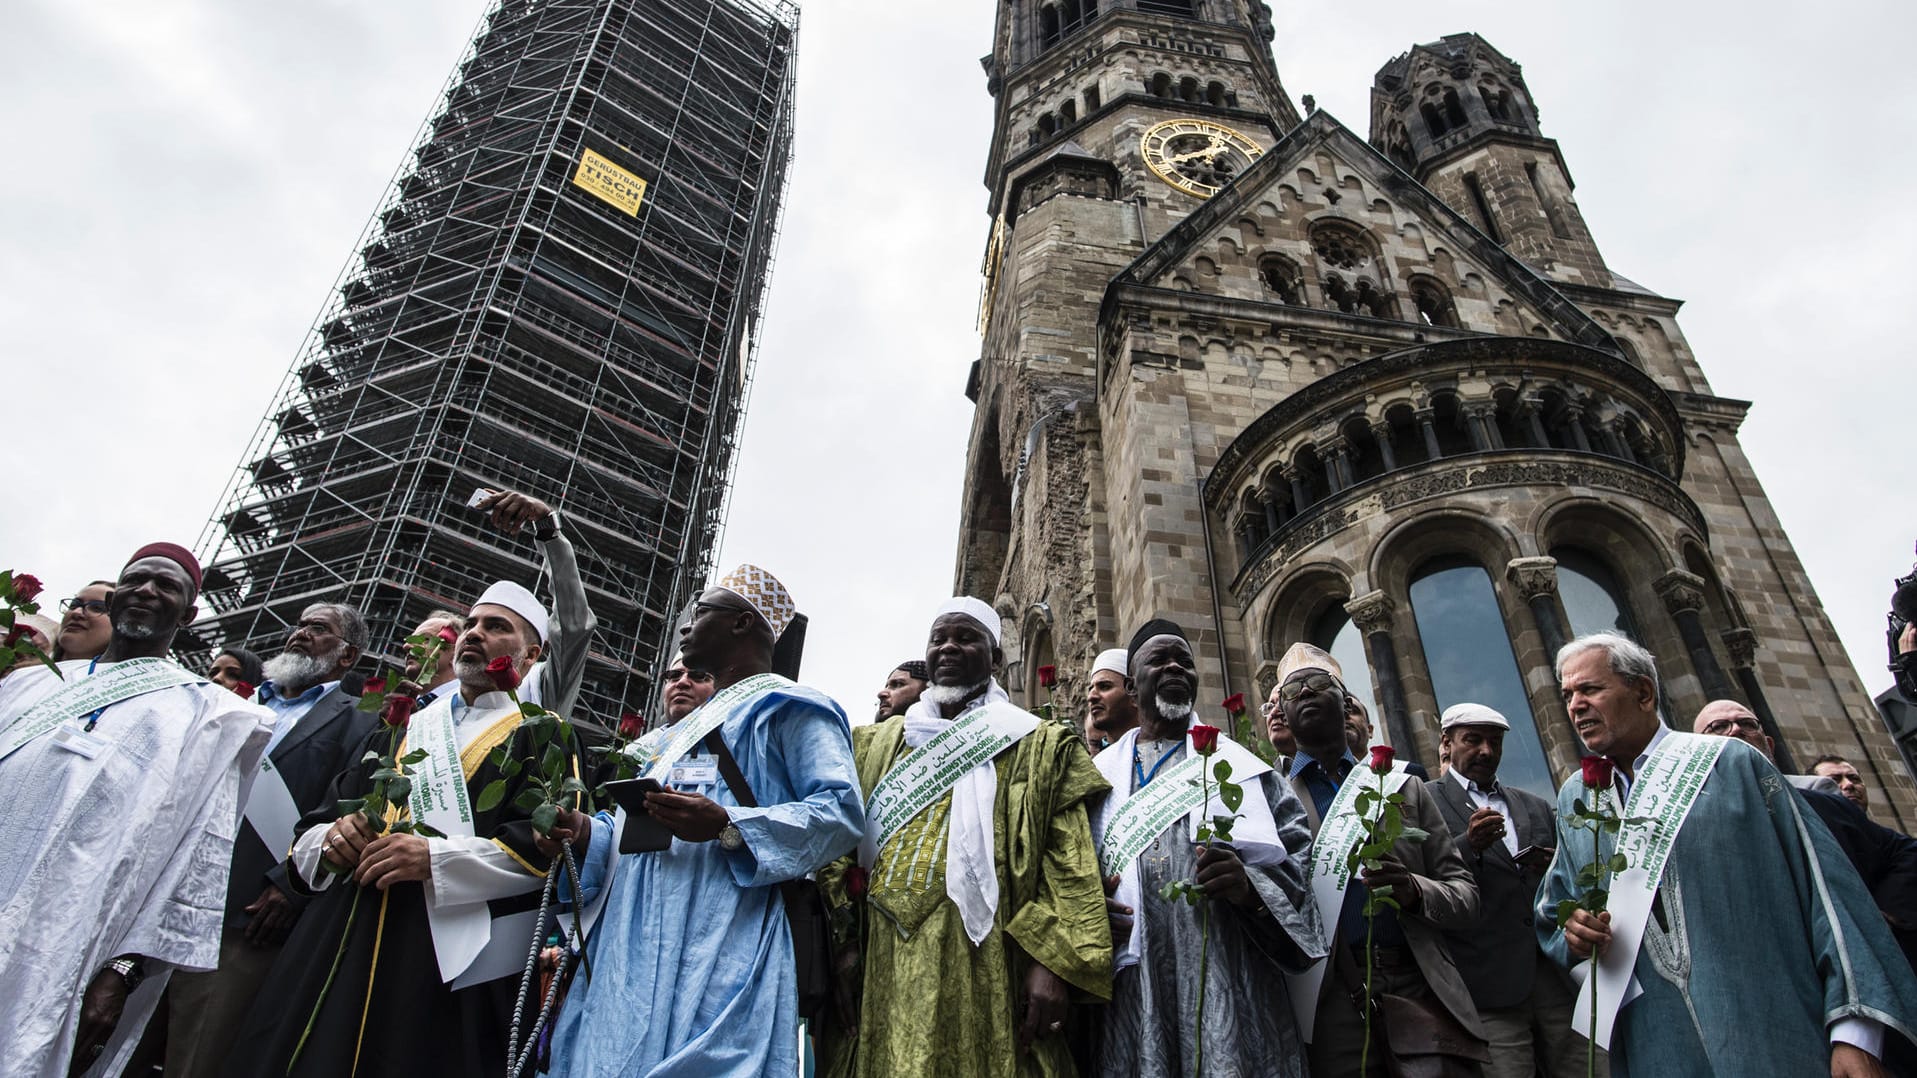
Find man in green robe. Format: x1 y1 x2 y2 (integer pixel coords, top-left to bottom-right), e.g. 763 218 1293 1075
821 597 1112 1077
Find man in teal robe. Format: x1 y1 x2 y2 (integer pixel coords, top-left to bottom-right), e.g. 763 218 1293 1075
1539 632 1917 1077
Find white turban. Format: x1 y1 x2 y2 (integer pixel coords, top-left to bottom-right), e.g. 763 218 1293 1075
473 580 549 643
1090 648 1129 679
933 597 1001 643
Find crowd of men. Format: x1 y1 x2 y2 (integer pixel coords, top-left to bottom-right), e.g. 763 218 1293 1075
3 497 1917 1078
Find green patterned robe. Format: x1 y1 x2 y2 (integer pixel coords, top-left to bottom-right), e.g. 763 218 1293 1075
819 714 1113 1077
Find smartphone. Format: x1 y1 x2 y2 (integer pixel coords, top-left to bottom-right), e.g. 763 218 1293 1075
1515 844 1556 870
465 486 497 511
605 778 673 853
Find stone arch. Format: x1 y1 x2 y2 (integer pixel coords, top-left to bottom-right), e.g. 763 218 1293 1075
1369 506 1524 600
1258 561 1358 675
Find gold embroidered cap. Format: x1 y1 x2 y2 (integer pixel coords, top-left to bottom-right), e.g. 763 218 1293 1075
715 564 796 637
1275 642 1343 684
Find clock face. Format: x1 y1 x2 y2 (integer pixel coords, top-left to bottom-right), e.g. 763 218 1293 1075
1140 118 1264 198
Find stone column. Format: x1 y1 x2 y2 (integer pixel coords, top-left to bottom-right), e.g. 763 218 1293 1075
1233 519 1254 563
1416 408 1442 460
1654 569 1736 702
1464 407 1491 452
1506 556 1569 661
1722 627 1798 773
1521 398 1549 449
1372 422 1398 471
1259 488 1281 534
1287 468 1309 514
1346 590 1421 765
1322 447 1342 493
1562 406 1593 453
1606 422 1637 464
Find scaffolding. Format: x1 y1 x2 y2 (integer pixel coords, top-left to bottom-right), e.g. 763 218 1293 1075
191 0 800 722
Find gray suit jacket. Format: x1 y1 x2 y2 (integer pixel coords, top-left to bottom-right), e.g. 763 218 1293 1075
1428 771 1568 1010
1292 767 1485 1036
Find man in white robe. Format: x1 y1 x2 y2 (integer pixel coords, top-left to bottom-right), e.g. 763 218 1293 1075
0 543 270 1078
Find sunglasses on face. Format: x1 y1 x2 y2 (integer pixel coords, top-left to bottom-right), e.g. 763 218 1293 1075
1278 672 1346 702
61 598 111 615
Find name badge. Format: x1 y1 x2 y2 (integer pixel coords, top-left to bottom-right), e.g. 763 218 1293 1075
669 760 718 790
51 722 107 759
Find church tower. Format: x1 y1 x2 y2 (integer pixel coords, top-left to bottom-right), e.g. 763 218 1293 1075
956 14 1914 820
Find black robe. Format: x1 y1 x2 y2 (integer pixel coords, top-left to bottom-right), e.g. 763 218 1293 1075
222 713 569 1078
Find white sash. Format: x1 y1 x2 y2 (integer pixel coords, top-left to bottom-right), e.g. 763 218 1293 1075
858 700 1039 865
243 755 302 858
406 699 491 982
0 658 201 761
642 673 787 782
1090 727 1279 971
1572 731 1727 1048
1285 760 1412 1041
578 675 788 944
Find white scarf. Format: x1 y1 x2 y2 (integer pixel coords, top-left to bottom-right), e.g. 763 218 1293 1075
1090 725 1283 971
896 680 1024 945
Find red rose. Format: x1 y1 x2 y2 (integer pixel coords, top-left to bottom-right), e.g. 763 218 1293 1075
12 573 44 604
846 865 869 902
485 654 521 692
382 694 416 728
1580 755 1615 790
436 626 460 647
1189 723 1221 755
618 712 645 740
1037 665 1057 689
234 680 257 700
363 676 388 697
1368 744 1396 771
1221 692 1246 716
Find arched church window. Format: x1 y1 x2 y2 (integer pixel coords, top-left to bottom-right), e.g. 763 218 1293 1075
1037 113 1057 140
1383 402 1428 467
1550 547 1641 641
1292 445 1329 510
1206 81 1227 107
1040 4 1061 48
1084 85 1101 112
1149 72 1173 98
1179 76 1201 103
1491 387 1526 449
1323 274 1392 318
1060 99 1077 125
1408 276 1458 327
1309 605 1378 727
1310 224 1371 272
1442 88 1467 129
1480 83 1514 122
1408 556 1554 796
1429 392 1474 457
1342 417 1386 483
1421 102 1448 140
1260 255 1305 305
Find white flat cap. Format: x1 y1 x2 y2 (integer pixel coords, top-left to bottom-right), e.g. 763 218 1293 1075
1440 702 1510 731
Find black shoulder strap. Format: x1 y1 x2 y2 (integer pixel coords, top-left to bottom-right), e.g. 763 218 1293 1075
702 730 758 809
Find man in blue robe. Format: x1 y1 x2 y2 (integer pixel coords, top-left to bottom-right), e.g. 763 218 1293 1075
1539 632 1917 1078
543 565 864 1078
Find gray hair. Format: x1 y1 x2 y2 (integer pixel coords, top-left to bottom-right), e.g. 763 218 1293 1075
1555 631 1659 699
306 602 370 653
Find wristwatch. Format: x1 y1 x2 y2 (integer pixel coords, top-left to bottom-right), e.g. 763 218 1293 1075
106 956 145 992
534 509 561 543
718 823 745 851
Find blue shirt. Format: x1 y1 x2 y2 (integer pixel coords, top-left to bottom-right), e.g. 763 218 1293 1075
1289 750 1407 948
256 679 339 755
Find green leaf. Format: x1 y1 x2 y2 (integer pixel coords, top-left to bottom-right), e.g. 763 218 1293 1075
502 756 523 779
522 702 548 717
532 802 559 835
1219 782 1244 814
1573 796 1589 816
1196 824 1213 842
361 750 382 764
357 695 385 713
335 798 366 816
542 743 563 776
476 780 508 813
372 768 401 783
560 777 588 796
1369 883 1395 899
364 793 387 821
1213 759 1234 782
514 788 545 812
399 749 430 766
1607 853 1630 873
1554 898 1583 927
1398 826 1430 844
386 777 412 804
413 822 446 839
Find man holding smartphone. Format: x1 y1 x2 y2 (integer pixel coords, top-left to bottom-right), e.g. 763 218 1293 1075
1429 703 1597 1078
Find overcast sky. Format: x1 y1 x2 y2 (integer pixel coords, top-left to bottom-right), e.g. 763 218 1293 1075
3 0 1912 722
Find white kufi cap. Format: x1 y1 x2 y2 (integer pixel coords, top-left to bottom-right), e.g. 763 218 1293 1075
473 580 550 643
933 597 1001 644
1090 648 1129 679
714 564 797 637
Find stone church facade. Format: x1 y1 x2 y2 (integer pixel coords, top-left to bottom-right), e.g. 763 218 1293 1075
953 1 1914 821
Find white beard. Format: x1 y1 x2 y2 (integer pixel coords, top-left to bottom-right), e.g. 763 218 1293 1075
113 617 159 641
453 653 495 692
922 680 988 709
262 650 334 695
1154 696 1194 723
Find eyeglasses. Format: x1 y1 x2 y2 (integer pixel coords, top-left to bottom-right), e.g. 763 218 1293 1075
61 598 111 615
291 620 339 638
692 599 753 619
1701 717 1763 736
1278 672 1346 702
664 667 713 684
1260 702 1289 721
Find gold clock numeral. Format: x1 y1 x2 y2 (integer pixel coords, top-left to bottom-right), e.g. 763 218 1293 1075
1140 118 1264 199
